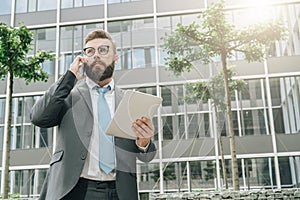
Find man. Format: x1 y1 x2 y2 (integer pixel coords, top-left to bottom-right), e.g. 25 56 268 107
31 29 156 200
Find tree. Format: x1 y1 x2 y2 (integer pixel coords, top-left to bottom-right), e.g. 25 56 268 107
185 68 246 189
162 1 286 190
0 23 54 198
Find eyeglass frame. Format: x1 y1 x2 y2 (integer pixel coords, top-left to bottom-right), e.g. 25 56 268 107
82 45 110 57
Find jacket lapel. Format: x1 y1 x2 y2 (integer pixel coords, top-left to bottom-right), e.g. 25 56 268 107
76 79 93 115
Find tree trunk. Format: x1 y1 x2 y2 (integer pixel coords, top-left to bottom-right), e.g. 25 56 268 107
218 133 228 189
2 71 13 198
215 109 228 189
221 52 239 190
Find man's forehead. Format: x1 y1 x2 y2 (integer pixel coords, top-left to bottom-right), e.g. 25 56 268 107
85 38 112 47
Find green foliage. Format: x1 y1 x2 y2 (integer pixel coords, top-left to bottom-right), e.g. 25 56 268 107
162 0 286 75
185 68 246 110
0 193 20 198
203 160 216 181
0 22 55 84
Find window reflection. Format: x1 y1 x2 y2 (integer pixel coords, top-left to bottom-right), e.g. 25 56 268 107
271 76 300 134
0 0 11 15
190 160 217 190
108 0 147 4
16 0 57 12
38 0 57 11
16 0 28 13
157 14 201 66
138 163 160 191
10 169 48 197
108 18 155 70
116 47 155 69
162 115 185 140
61 0 104 8
188 113 211 138
29 28 56 74
163 162 188 192
161 85 184 114
28 0 37 12
35 28 56 52
242 158 276 189
0 98 5 124
84 0 104 6
0 127 3 150
8 96 53 150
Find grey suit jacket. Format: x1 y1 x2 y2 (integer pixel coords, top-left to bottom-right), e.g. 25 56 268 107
31 71 156 200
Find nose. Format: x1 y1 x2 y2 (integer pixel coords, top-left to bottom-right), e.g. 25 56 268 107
92 51 102 60
93 50 102 57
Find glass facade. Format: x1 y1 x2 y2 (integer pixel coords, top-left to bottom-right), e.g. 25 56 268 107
1 0 300 198
15 0 57 13
4 96 54 150
107 18 156 70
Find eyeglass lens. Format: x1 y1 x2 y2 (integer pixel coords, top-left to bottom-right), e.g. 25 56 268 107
83 45 109 56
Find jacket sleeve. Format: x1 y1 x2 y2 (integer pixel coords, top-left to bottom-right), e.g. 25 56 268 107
136 140 156 163
30 70 77 128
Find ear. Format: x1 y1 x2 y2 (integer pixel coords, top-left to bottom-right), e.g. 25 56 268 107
114 54 119 65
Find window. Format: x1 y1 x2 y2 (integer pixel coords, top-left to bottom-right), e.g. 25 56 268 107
108 0 147 4
274 76 300 134
10 169 48 197
16 0 57 13
0 0 11 15
161 85 184 112
157 14 201 66
28 0 37 12
138 162 160 191
61 0 104 9
0 98 5 124
8 96 53 149
161 115 185 140
29 28 56 55
38 0 57 11
16 0 28 13
163 162 188 192
0 127 3 150
190 160 216 190
84 0 104 6
242 158 276 188
108 19 155 70
188 113 211 138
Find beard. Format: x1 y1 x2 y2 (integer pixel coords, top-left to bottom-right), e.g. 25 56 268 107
84 59 115 83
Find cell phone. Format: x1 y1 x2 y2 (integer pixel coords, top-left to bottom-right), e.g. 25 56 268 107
78 62 86 75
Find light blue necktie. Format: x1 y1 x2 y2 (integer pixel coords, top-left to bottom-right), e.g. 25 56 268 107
97 86 115 174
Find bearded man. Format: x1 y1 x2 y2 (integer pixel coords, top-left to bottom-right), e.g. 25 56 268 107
31 29 156 200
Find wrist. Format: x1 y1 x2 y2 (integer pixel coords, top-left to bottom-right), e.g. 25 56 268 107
136 140 150 152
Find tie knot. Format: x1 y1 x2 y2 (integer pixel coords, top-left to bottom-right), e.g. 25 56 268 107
97 85 111 94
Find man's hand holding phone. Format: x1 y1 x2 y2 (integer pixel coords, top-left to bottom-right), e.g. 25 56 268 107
69 56 86 79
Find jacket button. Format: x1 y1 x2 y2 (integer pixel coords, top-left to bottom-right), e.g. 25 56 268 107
81 152 87 160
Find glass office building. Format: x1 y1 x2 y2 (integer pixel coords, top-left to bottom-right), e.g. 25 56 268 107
1 0 300 198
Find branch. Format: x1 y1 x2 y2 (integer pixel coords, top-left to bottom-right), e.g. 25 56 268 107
183 30 222 49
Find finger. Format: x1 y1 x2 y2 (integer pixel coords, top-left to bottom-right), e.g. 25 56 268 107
78 56 87 64
132 123 151 138
141 117 154 131
136 117 154 131
76 56 86 66
69 56 85 75
134 120 153 137
132 123 146 136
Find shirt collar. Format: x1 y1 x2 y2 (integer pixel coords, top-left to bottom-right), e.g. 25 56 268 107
86 76 115 93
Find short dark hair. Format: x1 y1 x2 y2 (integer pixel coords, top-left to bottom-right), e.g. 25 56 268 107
85 29 116 53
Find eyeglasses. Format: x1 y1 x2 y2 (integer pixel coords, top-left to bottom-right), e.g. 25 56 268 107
83 45 110 57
